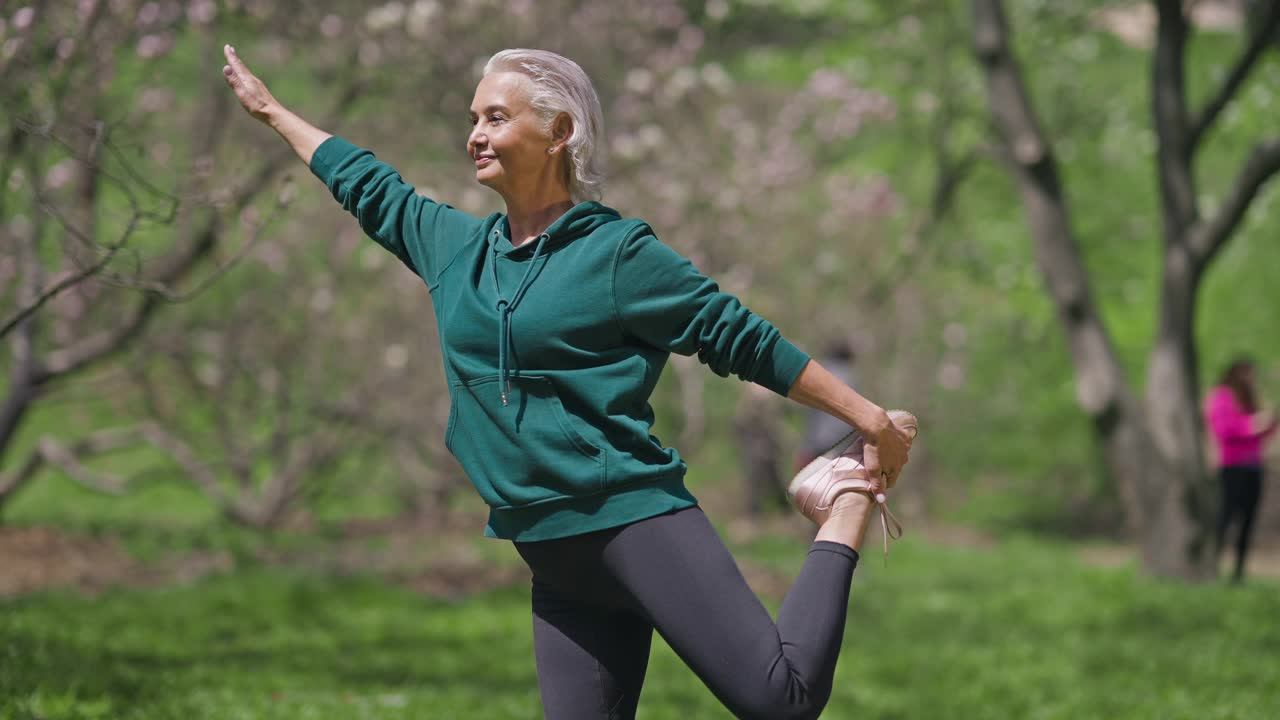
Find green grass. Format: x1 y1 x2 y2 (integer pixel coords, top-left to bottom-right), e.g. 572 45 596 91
3 535 1277 719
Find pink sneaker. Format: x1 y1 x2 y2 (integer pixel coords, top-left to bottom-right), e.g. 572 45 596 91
787 410 918 558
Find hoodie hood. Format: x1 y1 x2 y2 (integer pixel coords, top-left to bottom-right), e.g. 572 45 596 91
488 201 622 256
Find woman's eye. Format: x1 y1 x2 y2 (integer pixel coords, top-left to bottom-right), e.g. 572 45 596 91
489 115 505 124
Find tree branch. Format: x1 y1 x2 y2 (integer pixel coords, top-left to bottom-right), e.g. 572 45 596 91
0 450 45 502
24 66 364 387
1191 136 1280 268
0 427 143 503
33 433 134 495
137 422 230 505
1152 0 1198 232
1187 1 1280 152
0 194 138 339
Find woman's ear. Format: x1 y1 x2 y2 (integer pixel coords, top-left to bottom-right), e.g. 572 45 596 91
550 112 574 152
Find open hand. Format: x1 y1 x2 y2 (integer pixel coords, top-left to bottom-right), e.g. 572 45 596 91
221 44 279 123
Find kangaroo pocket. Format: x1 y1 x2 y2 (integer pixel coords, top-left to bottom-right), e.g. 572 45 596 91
445 375 606 508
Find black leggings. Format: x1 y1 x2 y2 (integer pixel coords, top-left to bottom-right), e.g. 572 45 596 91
514 506 860 720
1217 465 1264 580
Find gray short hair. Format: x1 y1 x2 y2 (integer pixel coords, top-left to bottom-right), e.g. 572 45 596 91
483 49 605 204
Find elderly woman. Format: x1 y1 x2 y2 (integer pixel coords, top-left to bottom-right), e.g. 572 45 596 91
223 45 915 719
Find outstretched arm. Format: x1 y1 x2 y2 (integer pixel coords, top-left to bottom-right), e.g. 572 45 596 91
1254 409 1280 439
221 44 330 164
220 44 483 282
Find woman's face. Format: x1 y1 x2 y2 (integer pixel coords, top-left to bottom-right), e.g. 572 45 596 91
467 72 554 196
1240 365 1256 388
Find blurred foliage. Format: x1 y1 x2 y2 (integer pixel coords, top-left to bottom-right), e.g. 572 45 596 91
3 0 1280 535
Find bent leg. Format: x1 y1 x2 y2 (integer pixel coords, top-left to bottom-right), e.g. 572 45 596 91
603 507 858 720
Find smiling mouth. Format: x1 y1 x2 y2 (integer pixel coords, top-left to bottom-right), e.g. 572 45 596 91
474 157 495 168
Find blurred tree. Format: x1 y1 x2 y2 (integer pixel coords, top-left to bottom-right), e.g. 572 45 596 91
972 0 1280 579
0 0 362 514
733 382 786 516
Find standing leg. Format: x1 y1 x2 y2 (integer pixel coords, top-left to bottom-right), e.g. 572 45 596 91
522 563 654 719
602 506 865 720
1233 469 1264 582
1218 469 1245 577
1215 470 1234 559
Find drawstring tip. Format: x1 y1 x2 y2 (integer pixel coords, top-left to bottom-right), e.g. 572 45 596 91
873 493 904 566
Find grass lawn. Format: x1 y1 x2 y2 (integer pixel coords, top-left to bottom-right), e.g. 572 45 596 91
3 532 1278 719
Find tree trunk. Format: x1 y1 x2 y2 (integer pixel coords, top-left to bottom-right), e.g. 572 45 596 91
973 0 1153 536
1140 246 1215 578
733 384 786 516
1139 0 1280 579
1142 338 1215 578
0 382 37 483
0 379 40 512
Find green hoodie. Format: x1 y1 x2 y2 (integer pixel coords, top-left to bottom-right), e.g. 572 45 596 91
310 137 811 541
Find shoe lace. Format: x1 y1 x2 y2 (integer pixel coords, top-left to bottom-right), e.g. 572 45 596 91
870 492 904 564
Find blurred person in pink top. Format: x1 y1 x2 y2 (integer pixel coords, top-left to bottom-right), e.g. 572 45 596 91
1205 358 1279 583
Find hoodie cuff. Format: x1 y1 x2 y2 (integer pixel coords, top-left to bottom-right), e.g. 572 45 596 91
756 336 812 397
308 135 362 185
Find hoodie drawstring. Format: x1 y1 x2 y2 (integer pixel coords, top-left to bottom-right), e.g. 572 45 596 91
491 232 550 406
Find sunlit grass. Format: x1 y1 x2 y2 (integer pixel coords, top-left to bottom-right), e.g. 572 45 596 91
3 536 1277 719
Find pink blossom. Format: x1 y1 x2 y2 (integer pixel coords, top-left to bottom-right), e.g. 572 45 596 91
187 0 216 25
138 86 172 113
320 14 343 38
135 33 173 59
137 2 161 26
44 160 76 189
12 7 34 30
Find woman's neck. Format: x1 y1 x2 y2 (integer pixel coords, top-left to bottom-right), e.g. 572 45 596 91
502 173 575 248
505 196 575 248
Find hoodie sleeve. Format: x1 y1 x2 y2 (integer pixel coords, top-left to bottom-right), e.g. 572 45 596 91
309 136 482 286
611 225 811 396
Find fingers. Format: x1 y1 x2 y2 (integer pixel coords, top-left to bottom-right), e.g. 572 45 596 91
862 444 884 496
221 47 239 88
877 433 910 491
222 44 254 85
